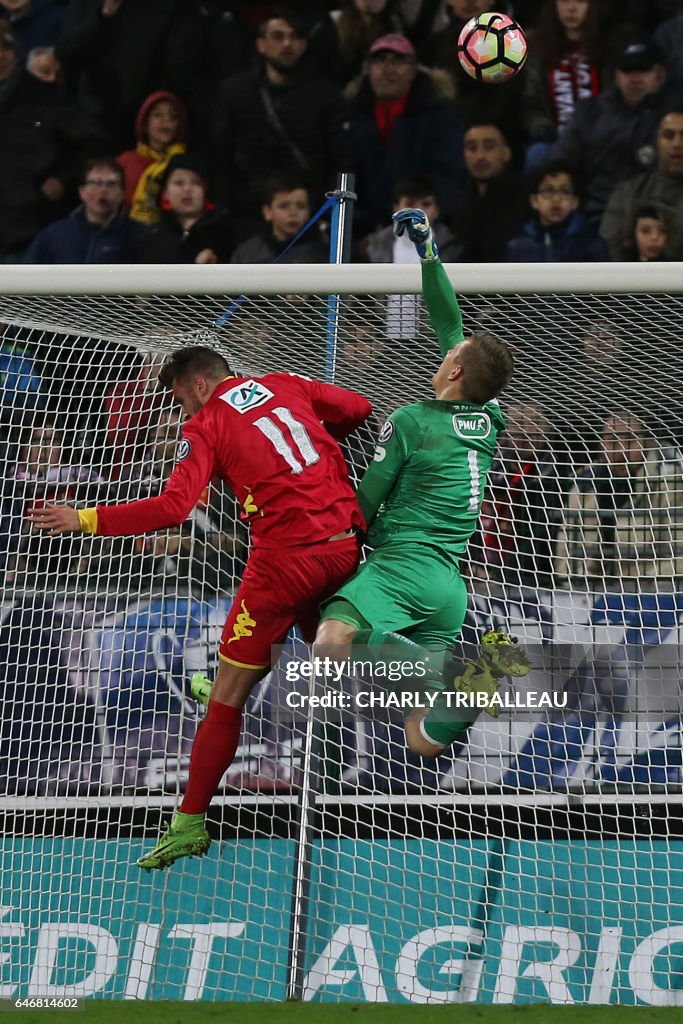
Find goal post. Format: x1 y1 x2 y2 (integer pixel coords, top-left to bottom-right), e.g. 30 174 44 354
1 262 683 1006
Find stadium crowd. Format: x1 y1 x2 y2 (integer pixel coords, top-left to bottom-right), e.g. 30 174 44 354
2 1 683 263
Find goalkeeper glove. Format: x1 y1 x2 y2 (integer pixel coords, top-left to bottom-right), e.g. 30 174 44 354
392 207 439 262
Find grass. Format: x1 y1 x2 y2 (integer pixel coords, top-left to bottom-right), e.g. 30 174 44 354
9 1003 681 1024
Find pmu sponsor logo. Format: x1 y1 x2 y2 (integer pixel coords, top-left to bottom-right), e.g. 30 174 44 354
453 411 491 440
220 380 274 413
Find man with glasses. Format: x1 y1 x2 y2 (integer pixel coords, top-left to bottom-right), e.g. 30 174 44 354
24 158 147 264
348 32 466 226
505 162 608 262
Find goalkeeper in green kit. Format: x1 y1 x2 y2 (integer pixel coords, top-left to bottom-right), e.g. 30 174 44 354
313 208 530 757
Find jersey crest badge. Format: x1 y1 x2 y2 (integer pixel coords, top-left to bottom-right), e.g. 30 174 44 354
452 411 492 440
220 379 274 414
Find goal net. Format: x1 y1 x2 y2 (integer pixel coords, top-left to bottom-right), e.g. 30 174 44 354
1 262 682 1006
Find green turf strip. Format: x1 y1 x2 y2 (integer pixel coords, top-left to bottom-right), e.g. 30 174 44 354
9 1003 681 1024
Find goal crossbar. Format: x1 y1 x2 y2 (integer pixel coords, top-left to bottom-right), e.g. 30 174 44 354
2 261 682 296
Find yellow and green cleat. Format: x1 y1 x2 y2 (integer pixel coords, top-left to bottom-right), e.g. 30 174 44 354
137 812 211 871
450 630 531 718
190 671 212 709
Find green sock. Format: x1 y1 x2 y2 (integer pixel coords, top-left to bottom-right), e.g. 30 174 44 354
352 628 450 691
421 693 471 748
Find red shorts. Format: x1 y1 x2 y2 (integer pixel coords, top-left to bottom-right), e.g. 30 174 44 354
219 535 360 668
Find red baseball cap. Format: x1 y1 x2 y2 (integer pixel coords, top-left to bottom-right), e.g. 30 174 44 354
369 33 416 58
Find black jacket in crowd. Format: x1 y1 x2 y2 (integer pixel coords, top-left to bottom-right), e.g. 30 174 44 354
0 70 102 256
139 206 237 264
213 61 351 219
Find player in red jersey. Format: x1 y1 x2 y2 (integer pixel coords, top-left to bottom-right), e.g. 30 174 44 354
29 345 372 869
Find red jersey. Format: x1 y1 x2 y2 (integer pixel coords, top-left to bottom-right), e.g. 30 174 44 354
95 373 372 548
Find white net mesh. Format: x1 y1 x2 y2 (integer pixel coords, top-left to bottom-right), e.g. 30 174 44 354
1 266 682 1005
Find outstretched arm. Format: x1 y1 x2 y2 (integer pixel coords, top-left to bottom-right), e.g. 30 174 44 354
28 424 216 537
392 208 464 356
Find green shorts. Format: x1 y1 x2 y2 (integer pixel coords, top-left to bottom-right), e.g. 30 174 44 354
320 543 468 648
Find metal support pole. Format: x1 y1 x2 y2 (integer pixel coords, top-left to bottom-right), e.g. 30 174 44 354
286 172 356 1000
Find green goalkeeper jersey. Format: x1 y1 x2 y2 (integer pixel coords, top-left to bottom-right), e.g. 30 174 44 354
357 258 505 561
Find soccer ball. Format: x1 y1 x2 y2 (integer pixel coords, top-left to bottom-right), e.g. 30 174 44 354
457 12 527 85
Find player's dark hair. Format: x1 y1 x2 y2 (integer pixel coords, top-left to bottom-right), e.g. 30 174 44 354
460 331 514 404
158 346 232 387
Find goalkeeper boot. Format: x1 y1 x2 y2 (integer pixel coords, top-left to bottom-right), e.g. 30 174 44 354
191 671 212 709
448 630 530 718
480 629 531 679
136 812 211 871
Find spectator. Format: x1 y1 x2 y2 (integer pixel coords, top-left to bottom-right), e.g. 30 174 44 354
57 0 179 151
550 40 669 225
213 7 349 221
522 0 607 169
555 412 683 585
0 19 103 261
505 162 609 261
117 91 187 224
449 121 528 261
347 32 465 226
140 153 236 265
6 420 108 586
365 174 458 262
618 200 675 261
474 401 570 589
26 44 61 83
600 108 683 258
104 351 168 481
333 0 406 83
0 0 64 52
231 175 327 264
24 157 147 264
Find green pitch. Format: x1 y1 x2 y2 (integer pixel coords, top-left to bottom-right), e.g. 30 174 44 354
10 1004 682 1024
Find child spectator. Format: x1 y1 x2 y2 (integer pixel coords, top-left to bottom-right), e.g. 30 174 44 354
365 174 458 262
139 154 237 264
620 201 674 261
505 162 609 261
523 0 606 168
231 175 327 263
117 91 187 224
